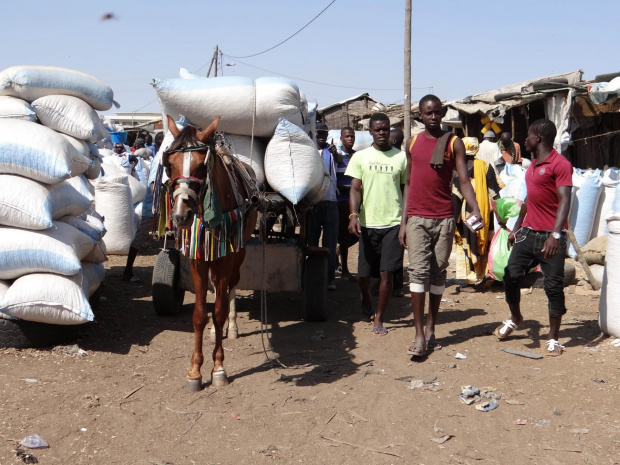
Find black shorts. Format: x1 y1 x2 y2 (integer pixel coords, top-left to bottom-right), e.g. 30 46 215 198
358 225 403 278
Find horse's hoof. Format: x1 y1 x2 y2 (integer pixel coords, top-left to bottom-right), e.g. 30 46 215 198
184 378 203 392
211 370 229 388
228 330 238 340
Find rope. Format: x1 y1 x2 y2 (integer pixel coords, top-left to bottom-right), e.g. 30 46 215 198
569 129 620 145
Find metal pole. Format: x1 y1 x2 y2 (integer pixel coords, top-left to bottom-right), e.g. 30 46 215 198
214 45 219 77
404 0 412 142
206 46 218 77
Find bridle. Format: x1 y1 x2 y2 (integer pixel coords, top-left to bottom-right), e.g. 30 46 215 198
163 143 212 206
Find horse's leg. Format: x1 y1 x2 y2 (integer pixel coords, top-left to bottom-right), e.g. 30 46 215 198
210 265 232 387
227 287 238 339
209 287 230 340
185 259 210 392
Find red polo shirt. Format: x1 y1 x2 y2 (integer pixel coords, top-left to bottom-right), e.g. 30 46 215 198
523 149 573 231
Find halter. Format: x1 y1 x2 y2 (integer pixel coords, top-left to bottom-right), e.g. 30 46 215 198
163 143 211 204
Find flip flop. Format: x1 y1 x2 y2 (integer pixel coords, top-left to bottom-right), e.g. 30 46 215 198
372 326 388 336
407 345 426 357
362 307 375 322
494 319 520 339
426 335 442 351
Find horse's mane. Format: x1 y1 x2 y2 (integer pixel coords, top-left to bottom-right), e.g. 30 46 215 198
166 126 211 153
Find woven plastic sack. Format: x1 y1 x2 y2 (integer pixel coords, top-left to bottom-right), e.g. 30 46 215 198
0 280 14 320
0 96 36 121
599 220 620 337
94 177 135 255
568 169 603 258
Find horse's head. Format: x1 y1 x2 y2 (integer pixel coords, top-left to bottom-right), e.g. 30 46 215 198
162 114 220 228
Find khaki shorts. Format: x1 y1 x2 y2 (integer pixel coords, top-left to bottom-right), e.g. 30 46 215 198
131 216 153 252
406 216 456 294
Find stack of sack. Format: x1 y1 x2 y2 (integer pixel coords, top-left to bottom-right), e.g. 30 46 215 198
600 183 620 338
568 168 603 258
0 65 112 326
153 70 327 206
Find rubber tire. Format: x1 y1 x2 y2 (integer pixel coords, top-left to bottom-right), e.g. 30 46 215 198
0 318 79 349
152 249 185 315
531 79 569 92
594 72 620 83
303 255 328 322
494 92 522 102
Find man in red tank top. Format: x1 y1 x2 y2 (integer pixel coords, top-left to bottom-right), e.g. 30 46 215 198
399 95 483 357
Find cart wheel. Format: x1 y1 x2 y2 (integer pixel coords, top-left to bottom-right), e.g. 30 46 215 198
0 318 79 349
152 249 185 315
303 254 328 322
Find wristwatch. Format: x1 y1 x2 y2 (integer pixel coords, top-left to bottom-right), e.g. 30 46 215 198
551 232 562 240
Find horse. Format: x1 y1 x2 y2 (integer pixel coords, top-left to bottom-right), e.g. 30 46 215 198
162 115 259 390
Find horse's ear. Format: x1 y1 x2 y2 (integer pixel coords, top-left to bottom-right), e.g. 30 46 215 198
166 115 179 137
197 116 221 142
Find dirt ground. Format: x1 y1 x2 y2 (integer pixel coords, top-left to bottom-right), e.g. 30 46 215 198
1 238 619 465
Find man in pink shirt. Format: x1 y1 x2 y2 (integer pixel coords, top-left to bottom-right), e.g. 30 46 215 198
495 119 573 356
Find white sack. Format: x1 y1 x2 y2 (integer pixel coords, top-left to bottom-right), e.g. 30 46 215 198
94 177 136 255
0 65 116 111
0 174 92 230
0 96 37 121
65 175 95 202
0 222 95 279
326 129 374 152
0 280 14 320
81 262 105 296
265 118 324 204
568 169 603 258
1 271 94 324
0 119 92 183
591 168 620 239
599 220 620 337
155 76 303 137
83 239 108 264
58 216 104 242
33 95 109 142
226 134 266 184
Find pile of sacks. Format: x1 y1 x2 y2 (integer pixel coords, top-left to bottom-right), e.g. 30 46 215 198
153 69 329 205
0 65 113 326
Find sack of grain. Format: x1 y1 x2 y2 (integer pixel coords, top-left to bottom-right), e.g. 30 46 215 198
82 240 108 264
0 65 117 111
568 169 603 258
0 222 95 279
0 280 14 320
154 76 303 137
0 96 37 121
94 177 136 255
226 134 266 184
82 262 105 296
0 119 92 183
265 118 324 204
591 168 620 239
57 216 104 242
0 174 92 230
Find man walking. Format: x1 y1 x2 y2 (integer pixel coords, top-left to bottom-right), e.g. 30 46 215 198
400 95 482 356
346 113 407 335
495 119 572 356
477 130 502 174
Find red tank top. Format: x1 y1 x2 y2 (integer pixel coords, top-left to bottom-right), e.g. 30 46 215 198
406 132 456 219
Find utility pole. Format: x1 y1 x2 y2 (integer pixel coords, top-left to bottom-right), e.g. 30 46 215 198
206 45 218 77
214 45 219 77
404 0 412 142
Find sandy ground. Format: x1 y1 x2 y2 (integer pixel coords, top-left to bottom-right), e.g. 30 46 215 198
1 238 619 465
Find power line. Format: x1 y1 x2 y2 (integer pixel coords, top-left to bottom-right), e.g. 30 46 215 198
225 0 337 59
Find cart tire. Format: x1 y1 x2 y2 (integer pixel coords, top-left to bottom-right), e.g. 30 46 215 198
493 92 522 102
531 78 569 91
303 255 328 322
0 318 79 349
594 72 620 83
152 249 185 315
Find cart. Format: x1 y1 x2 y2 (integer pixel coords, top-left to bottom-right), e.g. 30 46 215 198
151 194 330 322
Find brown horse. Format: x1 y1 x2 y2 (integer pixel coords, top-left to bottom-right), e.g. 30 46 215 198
162 115 258 390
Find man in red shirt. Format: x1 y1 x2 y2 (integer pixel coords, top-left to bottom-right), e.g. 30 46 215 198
495 119 572 356
399 95 482 357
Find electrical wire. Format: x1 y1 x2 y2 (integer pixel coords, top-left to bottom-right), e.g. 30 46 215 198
226 0 337 59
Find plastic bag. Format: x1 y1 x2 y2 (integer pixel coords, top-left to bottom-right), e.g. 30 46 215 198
20 434 48 449
488 228 511 281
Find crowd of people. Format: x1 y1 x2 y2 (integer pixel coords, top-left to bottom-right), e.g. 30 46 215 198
310 95 573 357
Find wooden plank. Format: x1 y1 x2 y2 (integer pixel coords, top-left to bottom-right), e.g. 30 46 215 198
500 348 543 359
566 227 601 290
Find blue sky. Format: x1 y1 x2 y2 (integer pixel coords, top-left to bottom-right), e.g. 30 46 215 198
2 0 618 117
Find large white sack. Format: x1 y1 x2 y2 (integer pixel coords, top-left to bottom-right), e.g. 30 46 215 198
101 159 129 177
0 65 116 111
235 154 266 185
568 169 603 258
60 133 89 157
0 119 92 183
305 102 317 142
265 118 324 204
82 262 105 296
104 173 146 204
94 177 136 255
326 129 374 152
65 174 95 202
83 239 108 263
226 134 266 184
0 280 14 320
599 220 620 337
58 216 104 242
0 271 95 324
32 95 109 142
154 76 304 137
0 222 95 279
85 144 102 180
591 168 620 239
0 96 37 121
0 174 92 229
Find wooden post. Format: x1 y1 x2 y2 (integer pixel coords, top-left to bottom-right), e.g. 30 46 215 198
214 45 219 77
206 46 218 77
566 226 601 291
403 0 412 142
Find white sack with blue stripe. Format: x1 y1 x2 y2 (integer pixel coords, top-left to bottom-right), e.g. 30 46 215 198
32 95 109 142
0 221 95 280
0 65 117 111
0 280 14 320
0 119 92 183
591 167 620 239
568 168 603 258
0 174 92 230
0 96 37 121
265 118 325 204
154 76 303 137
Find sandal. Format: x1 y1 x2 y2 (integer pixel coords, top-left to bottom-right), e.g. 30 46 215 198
407 345 426 357
362 307 375 322
426 335 442 351
494 319 520 339
546 339 564 356
372 327 388 336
